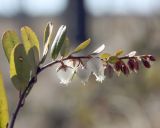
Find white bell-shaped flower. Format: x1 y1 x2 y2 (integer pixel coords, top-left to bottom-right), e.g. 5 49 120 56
57 66 74 85
87 58 105 83
56 59 82 85
76 65 91 85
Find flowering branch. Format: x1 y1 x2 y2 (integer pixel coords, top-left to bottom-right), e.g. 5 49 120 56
1 22 156 128
8 51 156 128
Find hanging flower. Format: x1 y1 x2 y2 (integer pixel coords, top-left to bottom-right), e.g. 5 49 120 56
87 58 105 83
56 59 81 85
76 64 91 85
57 66 74 85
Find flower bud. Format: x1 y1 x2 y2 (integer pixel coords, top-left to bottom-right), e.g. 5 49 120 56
121 64 130 75
142 58 150 68
114 61 122 71
149 55 156 61
128 59 134 71
128 59 135 71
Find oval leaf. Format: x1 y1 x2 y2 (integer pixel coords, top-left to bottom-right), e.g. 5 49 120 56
43 22 54 45
92 44 105 55
21 26 40 76
40 22 54 64
128 51 137 57
73 38 91 54
21 26 40 63
10 43 31 91
2 31 19 62
0 72 9 128
50 25 67 59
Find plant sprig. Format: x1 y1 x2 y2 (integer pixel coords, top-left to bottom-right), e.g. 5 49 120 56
1 22 156 128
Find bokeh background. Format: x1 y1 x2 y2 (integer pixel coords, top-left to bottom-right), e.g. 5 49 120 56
0 0 160 128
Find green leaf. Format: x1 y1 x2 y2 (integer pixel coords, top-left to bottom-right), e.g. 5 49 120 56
43 22 54 45
60 37 70 57
40 22 54 64
2 31 19 62
0 72 9 128
73 38 91 54
51 25 67 60
108 56 119 64
91 44 105 55
114 49 123 56
100 53 111 59
10 43 31 91
21 26 40 76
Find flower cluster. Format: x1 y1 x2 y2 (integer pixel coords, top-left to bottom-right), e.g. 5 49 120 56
56 57 105 85
114 54 155 75
55 51 156 85
1 22 157 128
2 21 156 89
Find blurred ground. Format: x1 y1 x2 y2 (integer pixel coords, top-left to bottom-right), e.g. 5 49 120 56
0 0 160 128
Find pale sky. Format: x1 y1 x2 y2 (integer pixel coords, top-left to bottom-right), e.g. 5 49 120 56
0 0 159 17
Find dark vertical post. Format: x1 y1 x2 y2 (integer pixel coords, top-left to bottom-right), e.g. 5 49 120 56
63 0 86 44
76 0 86 42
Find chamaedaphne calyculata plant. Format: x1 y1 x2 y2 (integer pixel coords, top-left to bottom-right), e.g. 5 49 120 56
0 21 156 128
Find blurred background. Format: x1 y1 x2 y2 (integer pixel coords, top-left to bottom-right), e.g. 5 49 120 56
0 0 160 128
